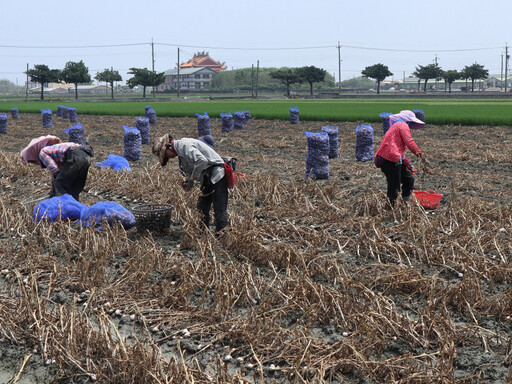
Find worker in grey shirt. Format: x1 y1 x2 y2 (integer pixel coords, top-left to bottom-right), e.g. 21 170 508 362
152 134 229 233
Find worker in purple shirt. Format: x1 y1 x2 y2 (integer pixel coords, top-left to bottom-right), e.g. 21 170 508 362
21 136 94 201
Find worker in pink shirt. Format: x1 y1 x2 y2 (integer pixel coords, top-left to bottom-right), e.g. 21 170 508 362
374 110 425 205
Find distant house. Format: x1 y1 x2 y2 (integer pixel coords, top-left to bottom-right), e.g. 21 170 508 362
179 51 227 72
28 82 108 95
158 67 218 91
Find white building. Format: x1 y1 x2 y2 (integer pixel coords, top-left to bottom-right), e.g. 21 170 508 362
158 67 218 91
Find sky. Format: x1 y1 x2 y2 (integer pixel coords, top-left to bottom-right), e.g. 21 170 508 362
1 0 511 86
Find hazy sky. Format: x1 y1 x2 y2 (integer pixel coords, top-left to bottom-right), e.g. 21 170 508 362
1 0 511 85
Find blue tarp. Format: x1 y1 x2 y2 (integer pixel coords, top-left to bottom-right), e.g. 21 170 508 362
33 194 87 222
95 154 132 171
80 201 136 230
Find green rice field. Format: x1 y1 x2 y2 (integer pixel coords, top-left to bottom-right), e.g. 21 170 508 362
1 99 512 126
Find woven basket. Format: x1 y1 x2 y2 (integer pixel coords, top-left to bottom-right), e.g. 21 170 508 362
132 203 173 233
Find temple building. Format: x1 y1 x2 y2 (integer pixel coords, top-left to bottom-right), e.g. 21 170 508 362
179 51 227 72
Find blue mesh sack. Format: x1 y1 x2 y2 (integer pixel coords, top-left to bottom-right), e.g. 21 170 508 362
135 117 150 144
123 126 142 161
146 108 157 125
33 194 87 222
196 112 211 136
10 107 19 120
355 124 374 162
198 135 214 148
80 201 136 230
290 107 300 124
68 107 78 123
244 110 252 123
379 112 393 135
64 122 84 145
144 105 152 114
305 131 330 180
41 109 53 128
321 126 339 158
0 113 7 134
56 105 64 118
95 154 132 171
62 107 70 119
413 109 425 122
220 113 233 133
233 111 246 129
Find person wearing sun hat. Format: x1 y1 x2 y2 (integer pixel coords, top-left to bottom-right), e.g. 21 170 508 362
374 110 426 205
152 134 229 233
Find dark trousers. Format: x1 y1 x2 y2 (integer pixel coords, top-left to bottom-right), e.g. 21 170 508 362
197 171 229 232
380 160 415 204
51 147 92 202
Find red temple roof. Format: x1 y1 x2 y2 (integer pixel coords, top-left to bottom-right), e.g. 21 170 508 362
180 51 227 72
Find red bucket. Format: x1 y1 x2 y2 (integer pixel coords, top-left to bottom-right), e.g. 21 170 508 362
413 190 443 209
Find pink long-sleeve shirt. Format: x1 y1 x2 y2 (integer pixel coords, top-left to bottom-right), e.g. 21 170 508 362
375 121 422 165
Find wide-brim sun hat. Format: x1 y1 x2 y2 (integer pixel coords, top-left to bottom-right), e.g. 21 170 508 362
396 110 425 130
152 134 171 166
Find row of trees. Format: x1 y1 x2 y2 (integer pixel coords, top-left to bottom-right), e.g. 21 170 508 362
361 63 490 94
26 61 165 100
268 66 327 96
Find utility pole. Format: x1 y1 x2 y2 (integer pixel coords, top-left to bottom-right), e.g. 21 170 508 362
177 47 180 98
25 63 29 102
251 64 255 98
151 38 156 98
434 54 439 90
501 53 504 92
337 41 342 94
505 44 509 93
255 60 259 98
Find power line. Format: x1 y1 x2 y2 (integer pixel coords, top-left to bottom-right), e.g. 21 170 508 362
341 44 502 53
0 40 504 53
155 42 334 50
0 43 149 49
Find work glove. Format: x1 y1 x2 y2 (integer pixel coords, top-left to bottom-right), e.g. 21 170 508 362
406 163 416 175
181 179 194 191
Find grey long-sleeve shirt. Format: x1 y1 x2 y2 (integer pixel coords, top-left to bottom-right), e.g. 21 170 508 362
173 138 225 184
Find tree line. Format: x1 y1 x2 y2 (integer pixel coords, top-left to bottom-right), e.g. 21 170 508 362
361 62 490 94
26 61 165 100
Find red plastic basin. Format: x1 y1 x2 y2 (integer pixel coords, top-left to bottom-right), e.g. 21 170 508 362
413 190 443 209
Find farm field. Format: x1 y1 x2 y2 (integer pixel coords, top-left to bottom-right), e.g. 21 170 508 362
3 98 512 125
0 112 511 383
